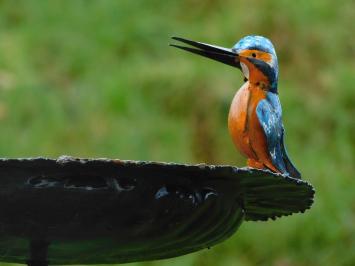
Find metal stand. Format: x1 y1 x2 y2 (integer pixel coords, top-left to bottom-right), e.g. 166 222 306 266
26 240 49 266
0 157 314 265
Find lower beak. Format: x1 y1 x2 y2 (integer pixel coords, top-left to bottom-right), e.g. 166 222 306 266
170 37 241 70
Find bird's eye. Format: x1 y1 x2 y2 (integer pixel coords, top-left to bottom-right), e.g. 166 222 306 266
251 53 257 58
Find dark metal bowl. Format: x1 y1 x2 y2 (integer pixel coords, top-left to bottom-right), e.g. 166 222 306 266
0 157 314 265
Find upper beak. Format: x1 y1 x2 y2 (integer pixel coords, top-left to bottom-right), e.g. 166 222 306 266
170 36 241 69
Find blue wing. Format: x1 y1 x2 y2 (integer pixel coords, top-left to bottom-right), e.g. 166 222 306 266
256 92 301 179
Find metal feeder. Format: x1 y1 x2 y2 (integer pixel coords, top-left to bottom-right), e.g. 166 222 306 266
0 156 314 265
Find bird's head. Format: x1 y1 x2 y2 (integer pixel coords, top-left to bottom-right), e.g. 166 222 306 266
171 35 279 93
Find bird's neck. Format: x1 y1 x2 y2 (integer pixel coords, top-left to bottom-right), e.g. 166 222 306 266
247 74 278 94
243 61 278 93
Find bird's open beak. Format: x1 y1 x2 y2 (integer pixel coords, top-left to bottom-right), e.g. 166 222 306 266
170 37 241 70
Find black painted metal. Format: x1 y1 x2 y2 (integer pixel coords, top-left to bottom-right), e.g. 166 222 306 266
26 240 49 266
0 157 314 265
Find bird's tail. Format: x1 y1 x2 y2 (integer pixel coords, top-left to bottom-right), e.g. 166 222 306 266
281 132 301 179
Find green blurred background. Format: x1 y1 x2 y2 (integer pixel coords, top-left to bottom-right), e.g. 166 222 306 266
0 0 353 265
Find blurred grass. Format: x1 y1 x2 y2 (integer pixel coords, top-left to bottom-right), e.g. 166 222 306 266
0 0 354 265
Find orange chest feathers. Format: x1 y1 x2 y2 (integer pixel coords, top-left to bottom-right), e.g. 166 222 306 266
228 82 269 160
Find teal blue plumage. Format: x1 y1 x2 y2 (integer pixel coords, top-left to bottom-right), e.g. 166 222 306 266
256 92 301 179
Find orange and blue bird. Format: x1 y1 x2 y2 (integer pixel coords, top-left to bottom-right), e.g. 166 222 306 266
171 36 301 179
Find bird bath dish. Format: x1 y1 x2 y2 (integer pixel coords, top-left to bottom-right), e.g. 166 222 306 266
0 156 314 265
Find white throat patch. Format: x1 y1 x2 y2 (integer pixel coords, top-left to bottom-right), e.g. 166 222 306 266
240 62 249 79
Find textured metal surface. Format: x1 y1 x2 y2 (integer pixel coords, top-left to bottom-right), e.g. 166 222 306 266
0 157 314 264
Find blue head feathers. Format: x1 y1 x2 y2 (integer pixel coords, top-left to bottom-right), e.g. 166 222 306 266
233 36 279 92
232 35 277 56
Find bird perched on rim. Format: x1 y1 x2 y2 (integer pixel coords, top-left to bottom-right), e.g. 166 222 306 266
171 35 301 179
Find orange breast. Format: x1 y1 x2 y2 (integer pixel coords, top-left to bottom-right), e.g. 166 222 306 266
228 82 278 171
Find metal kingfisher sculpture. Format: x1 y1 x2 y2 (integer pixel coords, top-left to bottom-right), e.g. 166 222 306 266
171 36 301 179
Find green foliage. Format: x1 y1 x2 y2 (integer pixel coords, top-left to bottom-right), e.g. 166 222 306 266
0 0 353 265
